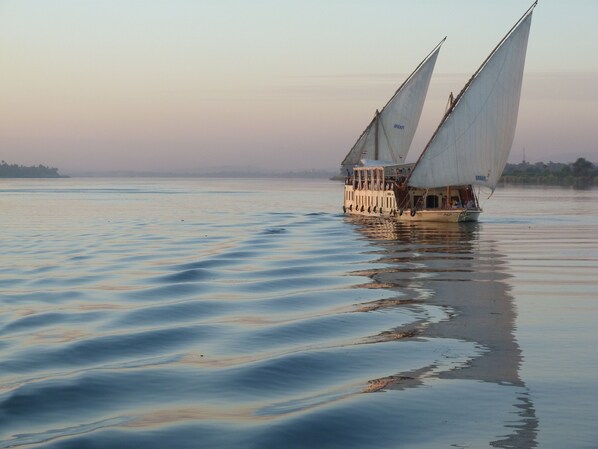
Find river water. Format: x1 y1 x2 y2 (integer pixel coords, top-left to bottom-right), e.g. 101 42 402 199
1 178 597 448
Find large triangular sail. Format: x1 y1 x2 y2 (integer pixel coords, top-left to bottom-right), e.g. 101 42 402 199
341 38 445 169
408 3 536 190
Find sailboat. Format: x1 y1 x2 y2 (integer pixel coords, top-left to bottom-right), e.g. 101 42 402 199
342 2 536 222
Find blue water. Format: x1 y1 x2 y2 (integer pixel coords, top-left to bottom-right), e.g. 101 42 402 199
1 179 598 448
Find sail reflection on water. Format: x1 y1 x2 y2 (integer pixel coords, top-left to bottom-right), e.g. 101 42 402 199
349 217 538 448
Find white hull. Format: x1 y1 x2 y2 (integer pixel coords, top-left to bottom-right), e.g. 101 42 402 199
342 183 481 223
344 206 480 223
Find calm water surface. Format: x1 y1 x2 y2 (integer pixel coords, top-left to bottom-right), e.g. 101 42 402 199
1 179 597 448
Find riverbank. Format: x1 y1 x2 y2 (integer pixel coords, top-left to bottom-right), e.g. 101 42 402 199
500 158 597 187
499 176 598 187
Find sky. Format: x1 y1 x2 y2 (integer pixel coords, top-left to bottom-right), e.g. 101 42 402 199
1 0 597 173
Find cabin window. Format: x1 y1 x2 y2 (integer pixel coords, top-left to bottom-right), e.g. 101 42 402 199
426 195 439 209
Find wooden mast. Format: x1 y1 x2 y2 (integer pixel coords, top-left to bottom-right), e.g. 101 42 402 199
374 109 380 160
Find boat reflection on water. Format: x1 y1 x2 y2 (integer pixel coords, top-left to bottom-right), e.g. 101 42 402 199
349 217 538 448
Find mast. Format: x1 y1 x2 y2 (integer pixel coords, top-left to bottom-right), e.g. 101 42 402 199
445 92 454 113
374 110 380 160
407 1 537 189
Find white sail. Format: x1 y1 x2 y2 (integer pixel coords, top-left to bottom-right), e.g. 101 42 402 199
341 39 444 168
408 7 534 190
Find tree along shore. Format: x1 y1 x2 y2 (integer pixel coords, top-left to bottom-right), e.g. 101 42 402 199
2 158 596 185
499 158 597 187
0 161 67 178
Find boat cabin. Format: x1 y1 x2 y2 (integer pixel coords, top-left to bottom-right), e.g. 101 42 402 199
343 163 480 219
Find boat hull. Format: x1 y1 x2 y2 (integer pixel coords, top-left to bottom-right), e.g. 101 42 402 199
343 207 480 223
342 179 481 223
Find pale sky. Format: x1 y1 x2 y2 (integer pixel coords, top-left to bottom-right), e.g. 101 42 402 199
1 0 597 172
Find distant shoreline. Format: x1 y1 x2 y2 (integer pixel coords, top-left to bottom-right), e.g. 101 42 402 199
2 158 596 185
499 158 597 187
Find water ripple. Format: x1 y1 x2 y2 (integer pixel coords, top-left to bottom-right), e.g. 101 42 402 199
3 180 596 448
